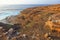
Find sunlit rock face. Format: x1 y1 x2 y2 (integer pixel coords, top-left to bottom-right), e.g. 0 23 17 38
2 4 60 40
46 13 60 32
45 13 60 40
51 13 60 25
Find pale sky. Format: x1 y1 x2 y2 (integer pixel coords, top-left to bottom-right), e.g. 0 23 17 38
0 0 60 6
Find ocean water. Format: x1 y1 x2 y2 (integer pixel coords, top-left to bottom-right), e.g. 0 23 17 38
0 10 20 20
0 4 49 20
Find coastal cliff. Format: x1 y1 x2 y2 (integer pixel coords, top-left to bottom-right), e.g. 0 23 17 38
0 4 60 40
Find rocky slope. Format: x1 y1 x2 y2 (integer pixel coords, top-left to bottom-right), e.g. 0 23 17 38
1 4 60 40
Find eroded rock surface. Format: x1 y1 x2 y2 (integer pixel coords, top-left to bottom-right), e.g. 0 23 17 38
1 4 60 40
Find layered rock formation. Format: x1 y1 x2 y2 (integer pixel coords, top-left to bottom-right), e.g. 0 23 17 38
1 4 60 40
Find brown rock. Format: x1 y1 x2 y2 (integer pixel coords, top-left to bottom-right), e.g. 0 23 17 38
3 4 60 40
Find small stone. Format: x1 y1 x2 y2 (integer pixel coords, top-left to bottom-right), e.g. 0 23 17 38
0 35 2 37
48 37 51 39
3 32 8 35
0 27 3 29
32 35 35 38
22 34 26 37
8 28 14 33
44 33 48 38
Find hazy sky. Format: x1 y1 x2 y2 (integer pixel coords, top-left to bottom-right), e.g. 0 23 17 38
0 0 60 6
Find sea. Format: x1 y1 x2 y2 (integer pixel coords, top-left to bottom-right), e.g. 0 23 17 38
0 4 50 20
